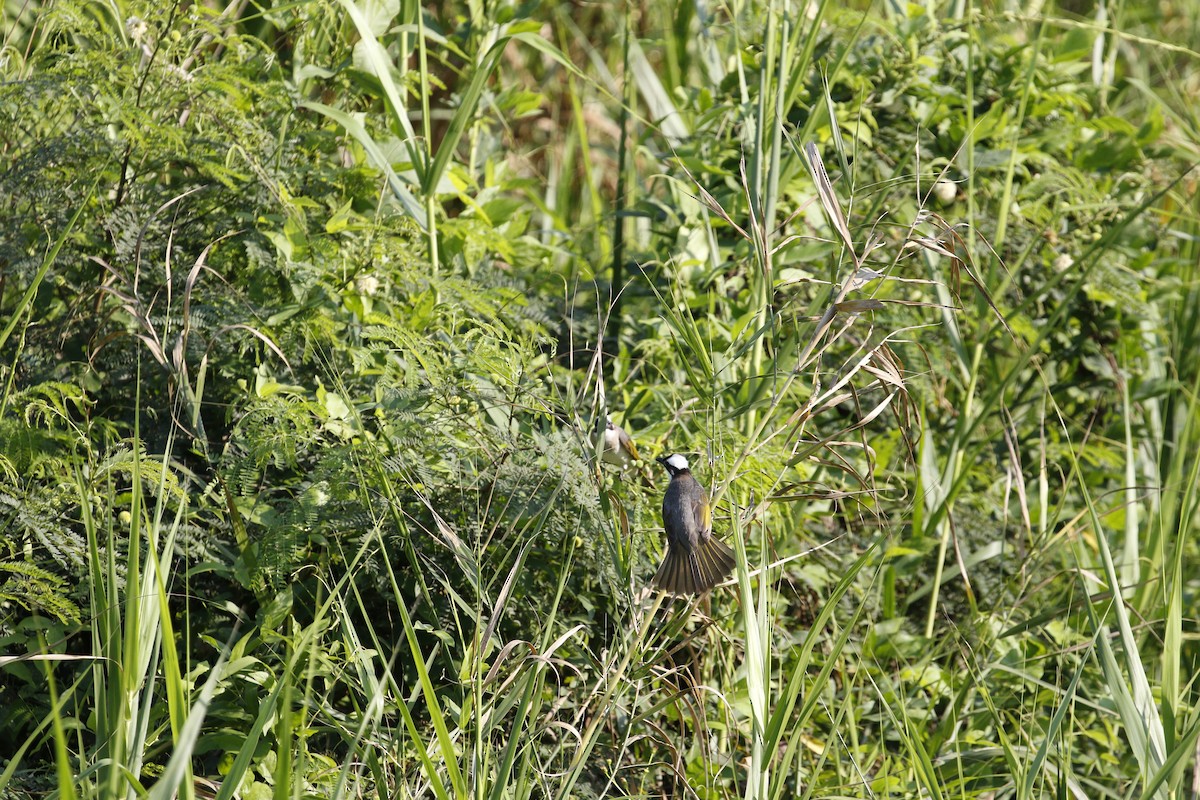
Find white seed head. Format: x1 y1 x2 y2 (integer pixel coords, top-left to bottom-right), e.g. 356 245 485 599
356 274 381 295
126 16 149 43
933 179 957 206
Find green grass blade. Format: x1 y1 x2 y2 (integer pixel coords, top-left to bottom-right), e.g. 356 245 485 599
300 101 426 224
146 640 232 800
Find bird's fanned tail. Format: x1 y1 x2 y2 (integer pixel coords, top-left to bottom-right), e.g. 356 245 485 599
651 536 736 595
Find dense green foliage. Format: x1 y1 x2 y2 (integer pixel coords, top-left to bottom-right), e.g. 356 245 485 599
2 0 1199 797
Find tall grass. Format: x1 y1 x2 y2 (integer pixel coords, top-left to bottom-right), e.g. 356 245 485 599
3 0 1200 797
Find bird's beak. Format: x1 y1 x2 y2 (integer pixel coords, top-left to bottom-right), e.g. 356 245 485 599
655 455 668 466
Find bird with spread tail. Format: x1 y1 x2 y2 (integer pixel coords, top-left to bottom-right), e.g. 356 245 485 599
652 454 736 595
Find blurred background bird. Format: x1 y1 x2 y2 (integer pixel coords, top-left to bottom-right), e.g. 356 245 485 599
652 454 736 595
600 415 640 470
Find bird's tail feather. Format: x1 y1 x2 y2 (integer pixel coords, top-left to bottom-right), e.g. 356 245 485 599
652 537 736 595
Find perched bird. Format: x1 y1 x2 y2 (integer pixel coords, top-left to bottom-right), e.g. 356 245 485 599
600 416 641 469
652 454 736 595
